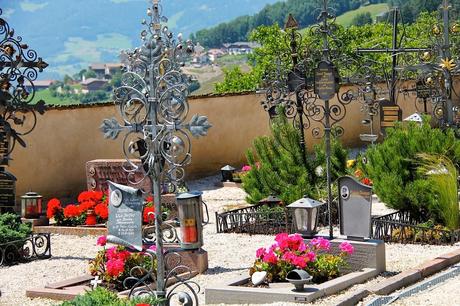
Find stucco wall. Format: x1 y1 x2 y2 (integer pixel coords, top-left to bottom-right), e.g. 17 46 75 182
8 79 460 202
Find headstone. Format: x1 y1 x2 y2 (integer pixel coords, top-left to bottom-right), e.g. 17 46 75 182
314 60 340 101
107 181 143 251
379 99 402 131
338 176 372 240
0 167 16 212
415 79 433 99
86 159 150 192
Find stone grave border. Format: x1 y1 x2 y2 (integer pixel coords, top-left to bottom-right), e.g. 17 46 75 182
205 239 385 304
26 246 208 300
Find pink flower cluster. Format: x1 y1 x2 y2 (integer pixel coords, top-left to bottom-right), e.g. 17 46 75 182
256 233 315 269
255 233 354 270
105 246 132 277
242 165 252 172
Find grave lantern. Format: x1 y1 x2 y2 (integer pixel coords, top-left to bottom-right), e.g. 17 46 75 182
258 195 283 207
21 191 43 219
176 191 204 250
220 165 236 182
287 196 324 238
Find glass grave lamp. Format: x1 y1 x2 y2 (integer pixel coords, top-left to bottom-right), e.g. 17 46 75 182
220 165 236 182
176 191 204 250
21 191 43 219
287 196 325 238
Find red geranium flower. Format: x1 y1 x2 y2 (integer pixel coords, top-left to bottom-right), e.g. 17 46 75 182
361 177 373 186
46 198 62 219
143 206 155 224
63 204 80 218
95 203 109 220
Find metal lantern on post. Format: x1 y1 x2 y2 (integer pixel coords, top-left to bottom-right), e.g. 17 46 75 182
287 196 324 238
220 165 236 182
21 191 42 219
176 191 203 250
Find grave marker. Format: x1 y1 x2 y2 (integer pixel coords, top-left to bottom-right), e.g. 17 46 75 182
338 176 373 240
0 168 16 211
107 181 143 251
314 60 340 101
379 99 402 130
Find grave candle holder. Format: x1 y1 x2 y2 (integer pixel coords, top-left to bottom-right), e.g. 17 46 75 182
21 191 42 219
176 191 203 250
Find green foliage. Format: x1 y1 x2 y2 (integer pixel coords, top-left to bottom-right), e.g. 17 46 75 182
351 12 373 26
214 66 259 93
364 118 460 223
417 154 459 230
60 287 161 306
194 0 383 48
387 0 460 24
307 253 346 283
241 111 347 205
214 11 443 94
0 213 32 244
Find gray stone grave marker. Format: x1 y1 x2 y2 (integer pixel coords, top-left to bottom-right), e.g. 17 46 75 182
107 181 143 251
338 176 372 240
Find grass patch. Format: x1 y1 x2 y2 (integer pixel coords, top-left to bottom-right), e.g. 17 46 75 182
216 54 248 66
335 4 389 27
34 89 81 105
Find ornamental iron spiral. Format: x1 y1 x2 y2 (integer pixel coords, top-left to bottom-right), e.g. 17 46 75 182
0 9 47 165
100 0 211 304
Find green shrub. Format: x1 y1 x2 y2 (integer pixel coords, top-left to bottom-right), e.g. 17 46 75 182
242 112 347 205
60 287 161 306
364 118 460 224
417 154 459 230
0 213 32 244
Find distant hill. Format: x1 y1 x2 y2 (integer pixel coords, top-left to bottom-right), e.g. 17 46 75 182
193 0 387 48
0 0 280 79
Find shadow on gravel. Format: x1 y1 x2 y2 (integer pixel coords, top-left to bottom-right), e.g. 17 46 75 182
47 256 93 261
203 266 248 275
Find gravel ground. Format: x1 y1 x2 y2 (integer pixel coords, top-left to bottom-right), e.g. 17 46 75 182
0 174 459 306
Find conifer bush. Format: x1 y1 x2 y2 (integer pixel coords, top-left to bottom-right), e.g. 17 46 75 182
364 118 460 225
241 113 347 205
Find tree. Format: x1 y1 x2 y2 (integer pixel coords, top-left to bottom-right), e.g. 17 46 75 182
364 118 460 223
84 69 97 79
241 110 347 205
351 12 373 26
63 74 73 85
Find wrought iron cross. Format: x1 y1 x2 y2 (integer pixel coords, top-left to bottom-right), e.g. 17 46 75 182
0 9 48 166
100 0 210 303
357 7 428 106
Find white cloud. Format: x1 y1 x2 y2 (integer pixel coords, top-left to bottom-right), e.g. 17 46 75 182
198 4 213 12
1 8 15 18
20 1 49 12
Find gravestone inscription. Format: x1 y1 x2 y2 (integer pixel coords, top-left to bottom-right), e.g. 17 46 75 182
107 181 143 251
314 60 340 101
338 176 372 240
0 168 16 209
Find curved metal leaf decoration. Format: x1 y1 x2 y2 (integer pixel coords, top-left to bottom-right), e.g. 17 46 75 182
100 117 124 140
185 114 212 138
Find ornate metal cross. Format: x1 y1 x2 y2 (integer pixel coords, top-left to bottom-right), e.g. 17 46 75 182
100 0 211 303
0 9 47 166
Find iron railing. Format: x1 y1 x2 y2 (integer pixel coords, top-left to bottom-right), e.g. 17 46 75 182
0 233 51 266
215 202 338 235
371 211 460 244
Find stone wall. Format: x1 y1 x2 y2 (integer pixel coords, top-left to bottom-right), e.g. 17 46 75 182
8 79 460 203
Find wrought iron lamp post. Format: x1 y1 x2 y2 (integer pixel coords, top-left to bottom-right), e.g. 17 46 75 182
101 0 211 303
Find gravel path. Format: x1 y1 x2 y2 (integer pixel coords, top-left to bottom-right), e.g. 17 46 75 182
0 174 459 306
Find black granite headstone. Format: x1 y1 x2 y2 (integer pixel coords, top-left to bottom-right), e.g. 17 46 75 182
107 181 143 251
338 176 372 240
0 168 16 208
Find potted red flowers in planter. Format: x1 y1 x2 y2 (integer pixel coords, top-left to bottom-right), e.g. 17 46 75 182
46 190 108 226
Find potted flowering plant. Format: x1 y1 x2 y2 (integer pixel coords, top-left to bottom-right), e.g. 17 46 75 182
46 190 109 226
89 236 156 291
250 233 354 284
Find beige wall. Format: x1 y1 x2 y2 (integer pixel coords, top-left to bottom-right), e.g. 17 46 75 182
8 80 460 202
